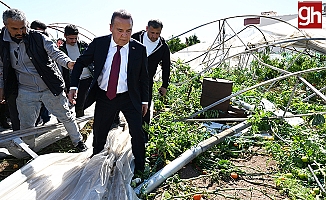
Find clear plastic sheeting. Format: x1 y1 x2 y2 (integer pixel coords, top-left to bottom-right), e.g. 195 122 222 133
171 16 326 71
0 126 139 200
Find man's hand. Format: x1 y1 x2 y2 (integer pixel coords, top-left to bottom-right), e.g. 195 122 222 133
67 61 76 70
142 104 148 117
0 88 4 104
68 89 78 105
158 87 167 96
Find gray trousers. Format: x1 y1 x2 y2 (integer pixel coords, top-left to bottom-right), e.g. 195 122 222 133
16 88 83 148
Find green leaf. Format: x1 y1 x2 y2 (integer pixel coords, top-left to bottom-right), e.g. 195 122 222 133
312 114 325 126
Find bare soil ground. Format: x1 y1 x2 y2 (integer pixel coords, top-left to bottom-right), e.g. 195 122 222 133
151 148 285 200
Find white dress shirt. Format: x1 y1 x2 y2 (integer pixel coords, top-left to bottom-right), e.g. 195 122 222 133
98 37 129 94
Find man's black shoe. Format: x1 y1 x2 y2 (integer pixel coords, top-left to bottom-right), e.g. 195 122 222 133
76 141 88 152
0 120 11 129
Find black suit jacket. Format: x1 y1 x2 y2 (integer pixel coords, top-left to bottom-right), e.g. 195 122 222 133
70 35 149 113
132 30 170 88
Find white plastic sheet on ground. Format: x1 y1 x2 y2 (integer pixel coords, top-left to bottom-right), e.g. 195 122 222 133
0 126 139 200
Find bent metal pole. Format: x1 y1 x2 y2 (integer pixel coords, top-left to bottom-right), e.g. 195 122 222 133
134 120 251 195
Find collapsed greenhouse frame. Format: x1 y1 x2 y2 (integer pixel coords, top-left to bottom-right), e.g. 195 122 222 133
136 14 326 195
0 10 326 199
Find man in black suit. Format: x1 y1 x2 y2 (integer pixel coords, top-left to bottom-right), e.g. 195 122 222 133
68 9 149 173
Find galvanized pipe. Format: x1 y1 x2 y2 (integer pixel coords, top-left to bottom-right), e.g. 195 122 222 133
183 66 326 120
134 120 251 195
0 115 93 144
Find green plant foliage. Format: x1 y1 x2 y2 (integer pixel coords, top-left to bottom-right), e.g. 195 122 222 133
185 34 200 46
140 50 326 199
167 37 187 53
167 34 201 54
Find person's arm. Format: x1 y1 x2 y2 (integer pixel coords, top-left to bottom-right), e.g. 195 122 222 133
68 39 97 104
159 42 171 96
142 104 148 117
0 59 4 104
68 88 78 105
140 44 149 116
42 35 72 69
58 44 72 70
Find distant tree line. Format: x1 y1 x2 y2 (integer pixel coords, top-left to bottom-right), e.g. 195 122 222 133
167 34 200 53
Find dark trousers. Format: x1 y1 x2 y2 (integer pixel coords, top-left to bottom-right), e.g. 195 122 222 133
0 104 8 122
35 103 51 125
92 87 145 172
113 81 154 143
75 77 93 117
142 81 153 142
6 92 20 131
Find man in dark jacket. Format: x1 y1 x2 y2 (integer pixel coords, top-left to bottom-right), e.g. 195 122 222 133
60 24 93 117
30 20 51 126
68 9 149 173
0 8 87 152
131 19 171 142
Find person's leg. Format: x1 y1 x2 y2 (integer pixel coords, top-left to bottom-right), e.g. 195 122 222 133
35 113 42 126
16 89 42 148
92 88 118 154
41 90 83 146
0 103 6 122
0 104 10 129
6 92 20 131
35 103 50 126
120 93 145 172
40 104 51 124
75 77 92 117
110 112 120 129
142 82 153 142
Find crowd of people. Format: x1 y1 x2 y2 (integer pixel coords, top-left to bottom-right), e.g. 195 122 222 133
0 8 171 174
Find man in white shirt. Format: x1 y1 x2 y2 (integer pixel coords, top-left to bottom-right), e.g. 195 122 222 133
131 19 171 142
60 24 93 117
68 10 149 173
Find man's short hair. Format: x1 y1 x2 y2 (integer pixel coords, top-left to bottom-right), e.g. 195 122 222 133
64 24 79 36
148 19 163 29
2 8 26 25
111 9 133 25
30 20 47 31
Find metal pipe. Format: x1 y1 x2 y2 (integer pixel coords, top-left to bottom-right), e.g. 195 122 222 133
134 121 251 195
0 115 93 144
283 78 299 118
308 164 326 194
185 111 326 122
255 56 326 103
303 86 326 101
185 118 248 122
230 98 255 111
181 66 326 121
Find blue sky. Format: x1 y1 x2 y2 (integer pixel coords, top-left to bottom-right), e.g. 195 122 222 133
3 0 300 42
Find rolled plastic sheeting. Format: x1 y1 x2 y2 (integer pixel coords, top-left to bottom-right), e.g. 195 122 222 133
0 126 139 200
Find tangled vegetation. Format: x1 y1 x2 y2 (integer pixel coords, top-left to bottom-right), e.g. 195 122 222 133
139 51 326 199
1 50 326 199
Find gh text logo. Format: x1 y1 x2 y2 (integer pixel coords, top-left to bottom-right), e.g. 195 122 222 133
298 1 322 28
